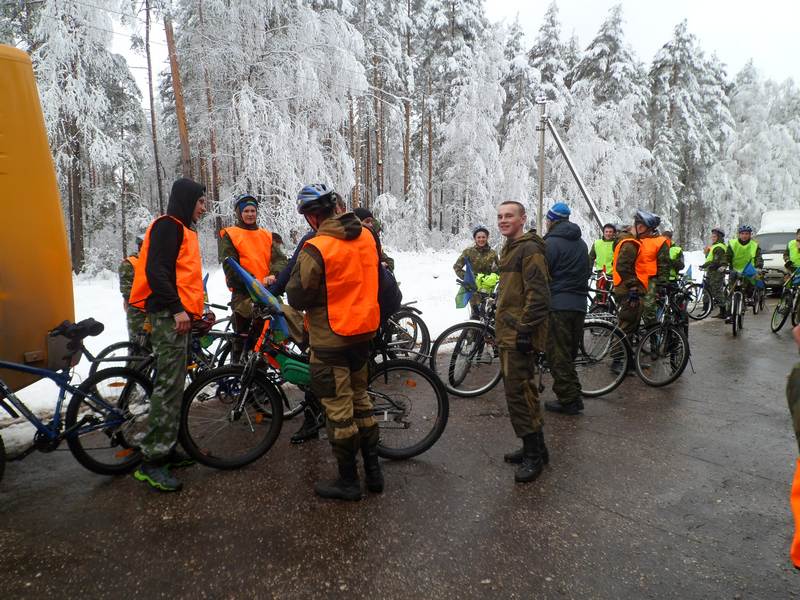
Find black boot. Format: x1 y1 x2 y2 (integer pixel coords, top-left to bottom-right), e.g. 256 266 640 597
314 436 362 501
712 306 727 319
290 402 323 444
359 425 384 493
515 433 543 483
537 430 549 466
544 399 583 415
505 434 549 466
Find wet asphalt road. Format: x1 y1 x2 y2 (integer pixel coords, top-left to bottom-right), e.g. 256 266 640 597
2 305 799 599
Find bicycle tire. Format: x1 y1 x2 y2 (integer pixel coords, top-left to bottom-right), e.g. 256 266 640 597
384 309 431 362
634 324 690 387
577 319 631 397
793 294 800 328
0 433 5 484
731 293 742 336
88 341 151 379
430 322 502 397
65 367 153 475
771 292 792 333
371 359 449 460
179 365 284 470
685 284 713 321
751 290 760 315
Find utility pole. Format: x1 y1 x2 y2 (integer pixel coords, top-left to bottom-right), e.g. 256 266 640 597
534 97 603 232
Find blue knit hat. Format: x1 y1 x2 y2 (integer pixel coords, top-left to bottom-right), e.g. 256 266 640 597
546 202 570 221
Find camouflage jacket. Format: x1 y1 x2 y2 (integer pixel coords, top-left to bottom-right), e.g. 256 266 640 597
453 245 499 279
118 253 138 302
495 232 550 350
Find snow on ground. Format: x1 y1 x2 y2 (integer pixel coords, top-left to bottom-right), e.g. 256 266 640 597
0 245 708 455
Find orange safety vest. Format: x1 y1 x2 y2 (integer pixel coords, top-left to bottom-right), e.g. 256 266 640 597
305 229 380 337
637 235 668 286
220 227 273 285
126 255 139 268
128 215 204 318
612 238 649 289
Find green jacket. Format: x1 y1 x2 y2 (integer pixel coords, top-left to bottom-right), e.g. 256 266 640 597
286 213 376 350
118 253 137 302
704 242 728 270
495 232 550 351
726 239 763 271
453 245 499 279
668 245 685 280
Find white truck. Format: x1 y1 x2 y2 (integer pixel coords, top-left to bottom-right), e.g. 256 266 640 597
757 209 800 291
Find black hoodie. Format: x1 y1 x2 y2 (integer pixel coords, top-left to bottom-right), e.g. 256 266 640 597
544 219 591 312
145 178 206 314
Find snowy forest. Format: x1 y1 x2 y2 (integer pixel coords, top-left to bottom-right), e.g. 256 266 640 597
2 0 799 273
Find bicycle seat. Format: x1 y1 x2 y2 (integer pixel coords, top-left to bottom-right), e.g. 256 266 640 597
49 318 104 340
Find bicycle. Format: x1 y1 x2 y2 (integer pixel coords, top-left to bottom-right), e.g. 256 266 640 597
771 267 800 333
430 313 631 399
380 301 431 362
725 269 749 337
632 283 691 387
682 272 714 321
179 303 449 469
0 319 153 483
588 270 617 319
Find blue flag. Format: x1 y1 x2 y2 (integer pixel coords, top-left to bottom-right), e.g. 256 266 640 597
685 265 693 281
224 258 290 339
455 257 476 309
741 262 757 279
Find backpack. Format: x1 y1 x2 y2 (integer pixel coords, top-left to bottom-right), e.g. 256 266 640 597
378 262 402 323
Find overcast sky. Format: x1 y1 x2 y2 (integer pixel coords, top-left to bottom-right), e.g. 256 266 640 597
485 0 799 83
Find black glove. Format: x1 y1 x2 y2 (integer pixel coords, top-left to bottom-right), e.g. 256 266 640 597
515 332 533 354
786 261 795 270
627 288 640 307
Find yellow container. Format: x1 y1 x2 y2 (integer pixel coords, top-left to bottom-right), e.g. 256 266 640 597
0 45 74 391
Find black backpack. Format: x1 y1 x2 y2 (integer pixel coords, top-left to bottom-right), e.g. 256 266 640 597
378 262 402 323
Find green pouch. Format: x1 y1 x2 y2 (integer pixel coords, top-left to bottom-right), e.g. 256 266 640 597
276 353 311 386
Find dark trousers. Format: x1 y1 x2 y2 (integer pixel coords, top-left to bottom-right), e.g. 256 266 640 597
546 311 584 405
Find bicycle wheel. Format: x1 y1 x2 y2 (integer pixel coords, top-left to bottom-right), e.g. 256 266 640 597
576 319 630 397
88 341 152 378
384 309 431 362
179 365 283 469
792 294 800 328
731 293 742 336
65 367 153 475
371 359 449 460
685 284 712 320
0 433 5 483
751 290 760 315
634 325 690 387
771 293 791 333
430 322 502 397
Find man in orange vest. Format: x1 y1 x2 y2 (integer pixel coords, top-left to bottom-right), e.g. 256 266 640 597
220 193 287 361
287 183 381 501
129 178 207 492
118 232 146 343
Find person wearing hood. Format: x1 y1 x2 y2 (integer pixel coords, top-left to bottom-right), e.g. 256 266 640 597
541 203 591 416
495 200 551 484
129 178 207 492
453 225 499 318
287 184 382 501
118 232 147 343
353 206 394 272
219 193 287 361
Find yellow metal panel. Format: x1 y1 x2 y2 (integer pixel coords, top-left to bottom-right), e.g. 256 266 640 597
0 45 74 391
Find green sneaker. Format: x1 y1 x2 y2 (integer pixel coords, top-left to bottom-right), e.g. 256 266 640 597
134 462 183 492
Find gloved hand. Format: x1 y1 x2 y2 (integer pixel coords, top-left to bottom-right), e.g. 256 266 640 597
627 288 640 307
515 332 533 354
787 261 795 271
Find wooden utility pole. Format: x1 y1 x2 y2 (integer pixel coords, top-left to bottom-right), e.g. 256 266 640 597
144 0 164 213
164 14 191 177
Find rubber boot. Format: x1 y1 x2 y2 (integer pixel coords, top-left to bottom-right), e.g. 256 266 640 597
291 401 323 444
713 306 727 319
359 425 384 493
514 433 543 483
544 399 583 415
505 432 549 466
314 436 362 501
791 458 800 569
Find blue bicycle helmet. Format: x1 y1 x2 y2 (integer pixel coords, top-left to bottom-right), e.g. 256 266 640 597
634 209 660 229
297 183 336 214
738 224 753 233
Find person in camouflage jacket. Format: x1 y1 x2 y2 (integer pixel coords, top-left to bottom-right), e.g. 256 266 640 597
495 201 550 485
118 234 146 342
453 226 499 318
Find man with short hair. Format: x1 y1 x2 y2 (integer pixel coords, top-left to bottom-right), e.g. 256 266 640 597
129 178 207 492
784 229 800 271
663 230 685 281
287 184 382 501
353 206 394 272
495 201 551 483
541 203 591 416
726 224 763 321
589 223 617 274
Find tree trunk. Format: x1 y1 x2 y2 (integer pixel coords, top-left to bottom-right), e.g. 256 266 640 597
349 96 360 206
198 0 222 234
372 56 384 197
164 14 191 177
70 141 84 273
427 77 433 231
403 98 410 201
364 98 372 208
121 133 127 257
145 0 164 213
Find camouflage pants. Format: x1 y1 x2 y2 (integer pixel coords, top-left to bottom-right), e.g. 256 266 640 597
641 281 660 328
707 271 726 307
499 349 543 437
139 310 188 461
310 343 374 443
788 362 800 454
126 306 147 343
614 292 644 337
546 311 584 405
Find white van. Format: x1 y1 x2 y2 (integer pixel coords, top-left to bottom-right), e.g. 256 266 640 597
756 209 800 290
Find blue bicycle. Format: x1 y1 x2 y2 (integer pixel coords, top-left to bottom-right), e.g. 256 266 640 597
0 319 153 482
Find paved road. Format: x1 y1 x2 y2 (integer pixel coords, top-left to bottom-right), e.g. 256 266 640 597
2 307 799 599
